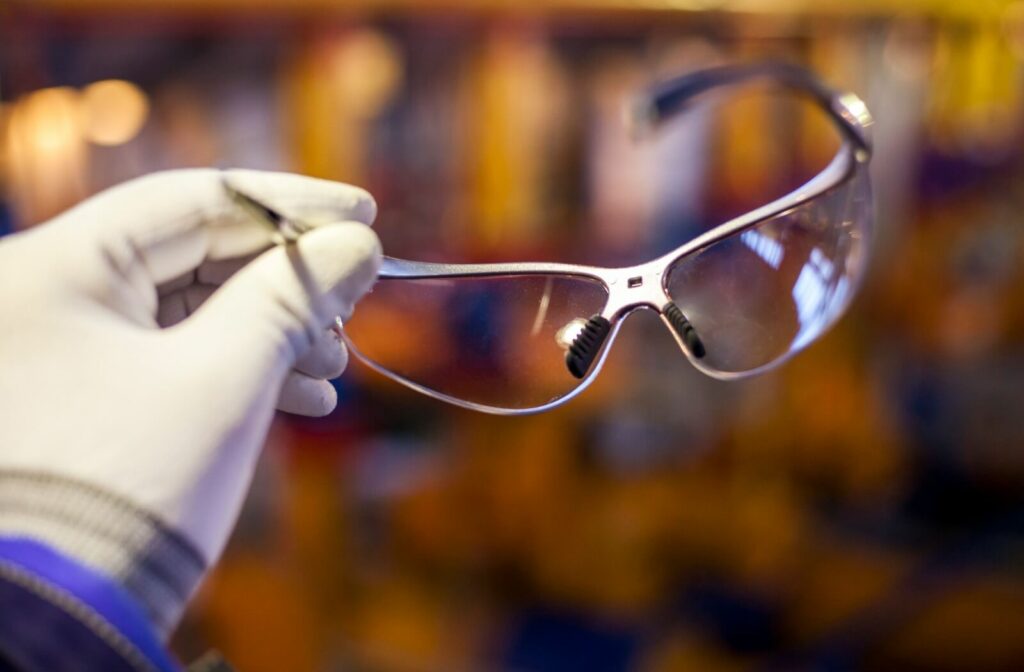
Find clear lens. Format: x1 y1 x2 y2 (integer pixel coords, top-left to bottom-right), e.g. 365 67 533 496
344 274 610 410
665 163 872 375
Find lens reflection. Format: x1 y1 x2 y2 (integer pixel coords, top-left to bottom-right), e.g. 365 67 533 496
344 274 609 410
665 165 872 375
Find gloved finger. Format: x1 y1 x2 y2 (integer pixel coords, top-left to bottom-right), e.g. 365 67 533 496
293 327 349 380
222 169 377 233
59 169 376 315
186 221 381 378
277 371 338 417
156 284 217 328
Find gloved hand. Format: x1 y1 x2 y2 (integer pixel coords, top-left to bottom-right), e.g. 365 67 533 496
0 169 381 637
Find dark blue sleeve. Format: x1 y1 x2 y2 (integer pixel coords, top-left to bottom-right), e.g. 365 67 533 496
0 537 181 672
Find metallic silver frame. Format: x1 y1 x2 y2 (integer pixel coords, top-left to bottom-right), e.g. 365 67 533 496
347 63 875 415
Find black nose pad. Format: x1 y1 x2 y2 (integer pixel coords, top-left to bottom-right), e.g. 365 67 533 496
663 302 706 358
565 315 612 379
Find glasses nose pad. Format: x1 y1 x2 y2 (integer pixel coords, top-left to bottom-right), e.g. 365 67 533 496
661 302 706 359
562 315 612 379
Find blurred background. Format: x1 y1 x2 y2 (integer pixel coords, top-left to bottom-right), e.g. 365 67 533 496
4 0 1024 670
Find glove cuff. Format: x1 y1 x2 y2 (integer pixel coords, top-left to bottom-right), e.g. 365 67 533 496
0 470 206 640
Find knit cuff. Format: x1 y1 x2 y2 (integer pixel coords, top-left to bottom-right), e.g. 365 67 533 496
0 471 206 640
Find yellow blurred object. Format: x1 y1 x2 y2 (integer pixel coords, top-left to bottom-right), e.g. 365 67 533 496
346 577 479 671
1003 0 1024 58
636 630 751 672
881 575 1024 670
714 88 778 207
0 104 9 188
468 27 570 247
79 79 149 146
0 80 147 224
329 29 404 121
929 22 1022 155
198 554 321 672
2 87 87 224
788 540 913 640
286 28 403 183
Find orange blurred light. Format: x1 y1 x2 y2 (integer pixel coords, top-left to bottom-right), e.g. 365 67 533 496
4 86 87 224
329 29 403 120
80 79 149 146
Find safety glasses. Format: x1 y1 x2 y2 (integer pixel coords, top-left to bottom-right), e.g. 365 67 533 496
231 62 874 415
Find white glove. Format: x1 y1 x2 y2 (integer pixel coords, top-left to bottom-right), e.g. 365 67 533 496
0 169 381 636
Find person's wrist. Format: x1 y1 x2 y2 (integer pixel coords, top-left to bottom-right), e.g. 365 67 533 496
0 470 206 640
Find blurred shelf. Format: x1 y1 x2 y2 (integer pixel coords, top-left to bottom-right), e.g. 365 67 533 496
15 0 1024 22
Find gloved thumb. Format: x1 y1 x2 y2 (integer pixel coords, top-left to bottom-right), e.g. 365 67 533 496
185 221 381 386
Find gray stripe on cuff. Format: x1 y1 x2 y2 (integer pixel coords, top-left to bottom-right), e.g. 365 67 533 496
0 471 206 639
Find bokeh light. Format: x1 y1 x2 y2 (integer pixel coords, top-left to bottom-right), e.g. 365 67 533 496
79 79 149 146
328 30 404 120
3 87 87 223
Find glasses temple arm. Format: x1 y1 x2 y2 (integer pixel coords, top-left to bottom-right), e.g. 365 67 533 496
631 61 872 153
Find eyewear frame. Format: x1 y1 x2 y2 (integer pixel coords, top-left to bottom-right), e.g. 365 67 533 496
227 62 874 416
